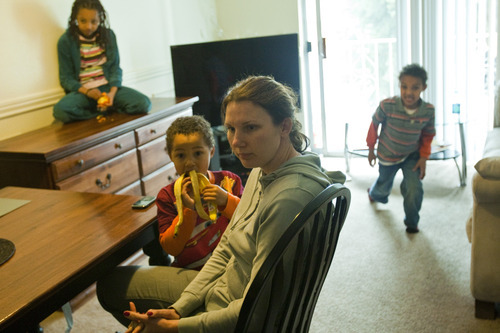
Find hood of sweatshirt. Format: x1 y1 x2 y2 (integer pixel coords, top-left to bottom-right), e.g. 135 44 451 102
259 151 346 189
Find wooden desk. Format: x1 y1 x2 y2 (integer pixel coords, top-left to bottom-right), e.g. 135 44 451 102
0 187 157 332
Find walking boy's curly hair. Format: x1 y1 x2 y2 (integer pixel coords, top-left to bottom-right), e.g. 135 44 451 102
399 64 428 86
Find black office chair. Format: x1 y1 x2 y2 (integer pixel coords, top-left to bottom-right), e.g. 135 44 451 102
234 183 351 333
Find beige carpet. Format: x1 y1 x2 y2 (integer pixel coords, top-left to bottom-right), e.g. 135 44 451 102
41 157 500 332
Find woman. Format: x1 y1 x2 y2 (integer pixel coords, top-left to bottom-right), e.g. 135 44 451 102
96 76 345 332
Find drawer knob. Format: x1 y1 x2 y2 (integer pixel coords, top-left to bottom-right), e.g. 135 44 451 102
115 143 122 149
150 129 157 134
77 159 85 167
96 173 112 190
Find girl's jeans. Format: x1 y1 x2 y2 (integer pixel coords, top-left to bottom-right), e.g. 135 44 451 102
368 151 423 229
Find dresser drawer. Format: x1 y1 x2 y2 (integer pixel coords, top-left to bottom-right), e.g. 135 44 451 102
135 108 192 146
141 162 178 197
56 149 140 193
51 132 136 182
137 136 171 177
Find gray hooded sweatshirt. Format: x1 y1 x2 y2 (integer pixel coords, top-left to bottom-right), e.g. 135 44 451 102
173 152 345 332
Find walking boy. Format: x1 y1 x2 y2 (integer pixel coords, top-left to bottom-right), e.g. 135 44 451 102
367 64 435 233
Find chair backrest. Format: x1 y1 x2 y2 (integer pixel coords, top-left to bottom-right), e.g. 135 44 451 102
235 183 351 333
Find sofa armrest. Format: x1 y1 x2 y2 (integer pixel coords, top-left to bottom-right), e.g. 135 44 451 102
474 128 500 180
466 211 473 242
472 173 500 204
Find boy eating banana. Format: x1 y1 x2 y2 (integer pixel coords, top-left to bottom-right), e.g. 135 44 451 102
155 116 244 270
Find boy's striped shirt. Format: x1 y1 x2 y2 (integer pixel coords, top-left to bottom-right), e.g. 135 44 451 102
369 96 435 164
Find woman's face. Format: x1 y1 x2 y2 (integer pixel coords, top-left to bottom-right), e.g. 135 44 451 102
224 101 288 174
76 8 100 38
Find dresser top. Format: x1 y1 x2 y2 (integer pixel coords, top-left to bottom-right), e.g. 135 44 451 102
0 97 198 161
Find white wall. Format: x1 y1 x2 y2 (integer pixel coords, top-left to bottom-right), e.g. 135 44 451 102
0 0 220 140
214 0 299 39
0 0 299 141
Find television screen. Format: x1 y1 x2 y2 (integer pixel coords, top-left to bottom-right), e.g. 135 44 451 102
170 33 300 127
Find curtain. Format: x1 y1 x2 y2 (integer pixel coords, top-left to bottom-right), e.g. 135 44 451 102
425 0 497 160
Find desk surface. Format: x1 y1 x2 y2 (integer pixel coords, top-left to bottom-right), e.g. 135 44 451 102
0 186 157 331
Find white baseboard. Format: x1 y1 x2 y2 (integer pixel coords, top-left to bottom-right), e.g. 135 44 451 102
0 65 174 120
0 89 64 120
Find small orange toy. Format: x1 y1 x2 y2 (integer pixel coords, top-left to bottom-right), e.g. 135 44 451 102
97 92 111 111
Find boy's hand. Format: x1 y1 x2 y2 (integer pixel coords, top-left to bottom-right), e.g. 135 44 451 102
368 149 377 166
180 176 196 210
413 157 427 179
201 184 228 208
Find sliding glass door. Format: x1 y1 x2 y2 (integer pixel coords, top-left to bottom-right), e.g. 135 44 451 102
303 0 402 155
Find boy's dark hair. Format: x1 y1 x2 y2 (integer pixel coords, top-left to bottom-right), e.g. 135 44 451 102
399 63 428 86
68 0 109 48
166 115 215 156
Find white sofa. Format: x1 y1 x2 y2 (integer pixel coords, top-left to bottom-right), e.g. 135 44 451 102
466 127 500 319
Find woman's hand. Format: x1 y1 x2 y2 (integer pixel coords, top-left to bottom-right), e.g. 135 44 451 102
148 308 181 320
124 302 180 333
201 184 228 208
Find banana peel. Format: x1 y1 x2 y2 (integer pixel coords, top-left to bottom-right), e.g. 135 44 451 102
174 170 217 237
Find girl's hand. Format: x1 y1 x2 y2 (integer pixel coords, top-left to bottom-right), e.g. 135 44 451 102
86 88 101 100
107 87 117 107
201 184 228 208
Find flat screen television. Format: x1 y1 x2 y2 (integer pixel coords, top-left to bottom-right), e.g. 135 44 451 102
170 33 300 127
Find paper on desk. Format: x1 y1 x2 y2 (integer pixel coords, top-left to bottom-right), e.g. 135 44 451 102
0 198 31 217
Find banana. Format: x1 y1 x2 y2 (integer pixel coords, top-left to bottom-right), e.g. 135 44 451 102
173 170 217 237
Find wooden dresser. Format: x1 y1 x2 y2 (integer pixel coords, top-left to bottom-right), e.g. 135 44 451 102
0 97 197 196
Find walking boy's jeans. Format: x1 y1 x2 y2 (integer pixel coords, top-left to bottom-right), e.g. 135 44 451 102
368 152 423 229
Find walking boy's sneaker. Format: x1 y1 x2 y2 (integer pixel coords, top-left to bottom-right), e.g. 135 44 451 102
406 227 419 234
367 188 375 203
